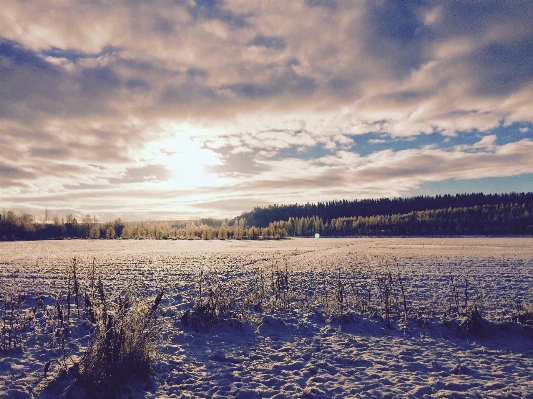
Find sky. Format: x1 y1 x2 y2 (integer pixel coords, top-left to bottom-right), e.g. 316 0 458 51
1 0 533 222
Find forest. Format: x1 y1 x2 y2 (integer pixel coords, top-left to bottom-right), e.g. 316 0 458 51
1 192 532 241
237 192 533 227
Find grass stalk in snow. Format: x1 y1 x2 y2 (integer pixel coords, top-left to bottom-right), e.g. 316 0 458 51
0 286 25 352
78 285 164 397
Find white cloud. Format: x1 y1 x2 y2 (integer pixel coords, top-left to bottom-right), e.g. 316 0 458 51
472 135 497 150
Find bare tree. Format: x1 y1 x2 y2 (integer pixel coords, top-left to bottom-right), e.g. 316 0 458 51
82 214 92 225
106 226 116 239
66 213 75 224
89 225 100 239
43 208 51 224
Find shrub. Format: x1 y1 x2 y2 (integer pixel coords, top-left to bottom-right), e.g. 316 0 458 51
456 306 490 338
181 283 238 330
77 287 164 397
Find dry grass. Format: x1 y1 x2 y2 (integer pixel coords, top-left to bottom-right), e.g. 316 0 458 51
77 287 164 397
173 256 517 338
0 288 26 352
17 258 167 398
181 270 243 330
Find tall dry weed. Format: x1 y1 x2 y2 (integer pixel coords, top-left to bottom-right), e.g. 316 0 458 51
77 286 164 397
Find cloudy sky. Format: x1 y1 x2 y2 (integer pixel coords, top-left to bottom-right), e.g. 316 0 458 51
1 0 533 221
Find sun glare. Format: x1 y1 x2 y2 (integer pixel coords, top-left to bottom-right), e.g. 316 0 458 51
148 132 222 187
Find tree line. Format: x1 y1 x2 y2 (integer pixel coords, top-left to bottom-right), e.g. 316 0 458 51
1 193 533 241
268 202 533 237
0 210 265 241
237 192 533 227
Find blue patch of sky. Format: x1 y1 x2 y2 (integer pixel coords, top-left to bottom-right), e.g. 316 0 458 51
490 121 533 145
269 122 533 161
347 131 472 156
0 39 58 74
348 122 533 157
409 174 533 197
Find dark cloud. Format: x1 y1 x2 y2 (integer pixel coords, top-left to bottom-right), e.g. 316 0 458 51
449 110 480 116
436 1 532 39
222 72 316 100
152 16 177 35
194 0 220 7
248 35 287 50
186 68 208 78
0 38 126 121
78 66 121 98
222 83 270 99
361 0 429 79
305 0 337 9
0 164 33 179
161 82 218 107
466 38 533 96
29 147 70 159
426 1 533 98
125 78 149 91
326 78 356 98
367 0 423 45
189 0 248 27
0 38 62 118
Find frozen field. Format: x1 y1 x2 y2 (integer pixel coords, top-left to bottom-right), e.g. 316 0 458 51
1 237 533 398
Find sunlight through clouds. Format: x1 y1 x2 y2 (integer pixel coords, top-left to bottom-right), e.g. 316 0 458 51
146 127 223 187
1 0 532 220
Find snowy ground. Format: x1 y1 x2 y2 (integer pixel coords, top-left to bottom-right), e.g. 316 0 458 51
1 237 533 398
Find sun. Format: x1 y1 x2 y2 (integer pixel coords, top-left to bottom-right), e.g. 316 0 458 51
148 133 223 186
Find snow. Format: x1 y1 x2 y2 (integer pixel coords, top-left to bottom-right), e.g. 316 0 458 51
0 237 532 398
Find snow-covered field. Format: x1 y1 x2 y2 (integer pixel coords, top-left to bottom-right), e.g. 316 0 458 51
1 237 533 398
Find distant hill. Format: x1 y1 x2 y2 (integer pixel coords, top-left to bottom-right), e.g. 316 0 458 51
234 192 533 227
